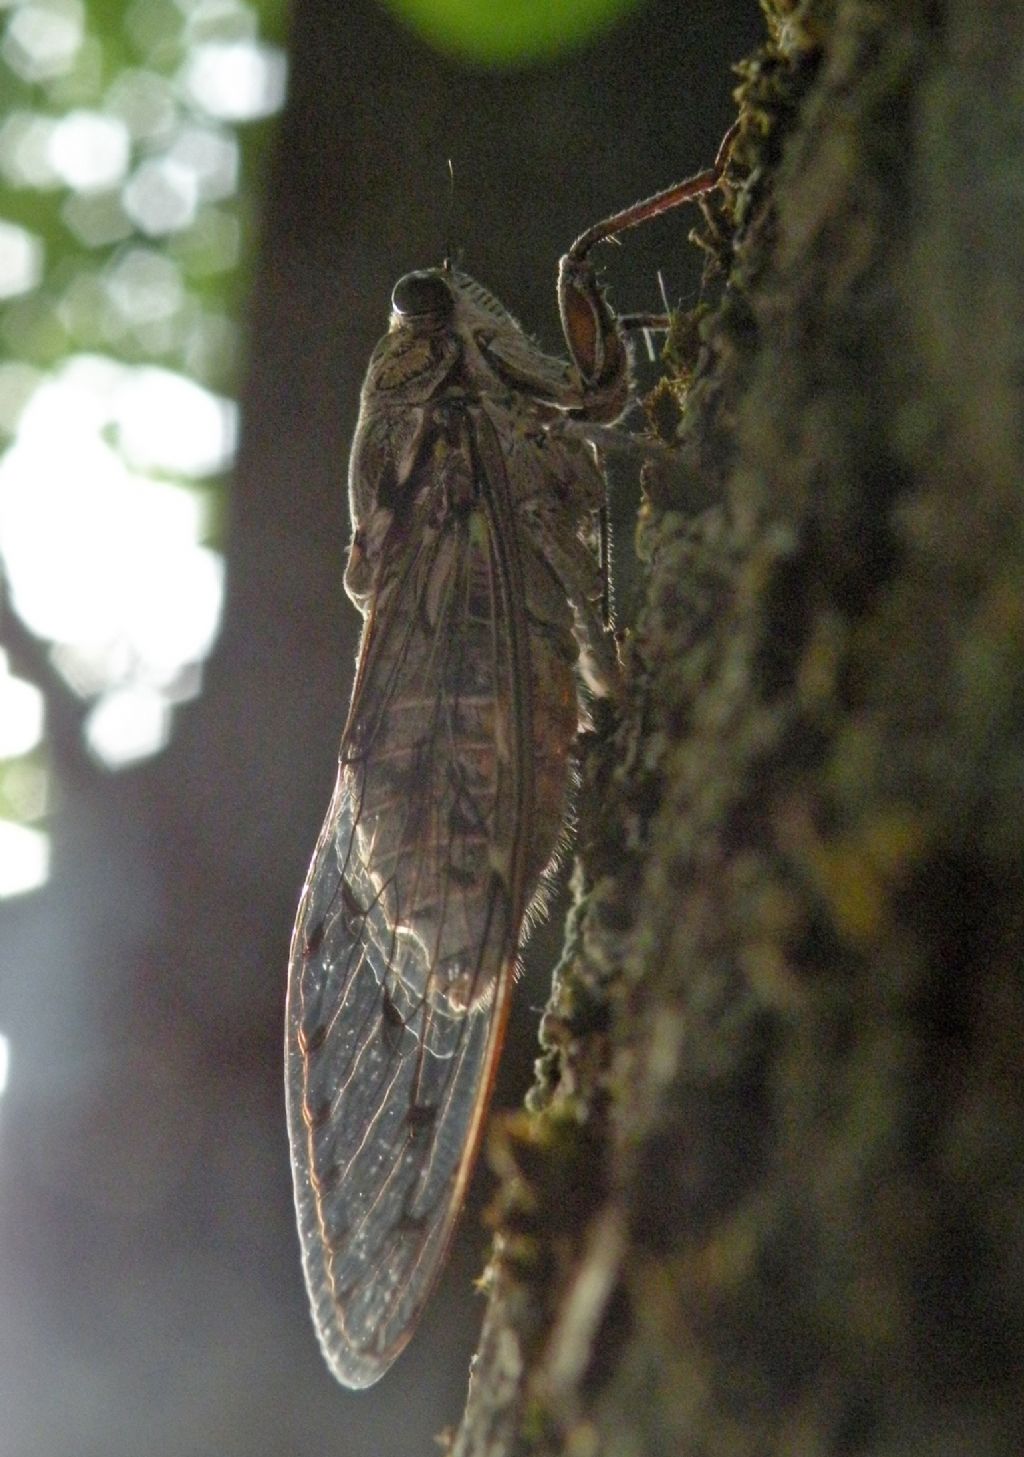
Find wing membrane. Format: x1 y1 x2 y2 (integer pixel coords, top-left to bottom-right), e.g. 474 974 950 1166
285 405 531 1388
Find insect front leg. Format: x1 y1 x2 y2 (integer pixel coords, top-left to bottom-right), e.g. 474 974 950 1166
556 121 739 423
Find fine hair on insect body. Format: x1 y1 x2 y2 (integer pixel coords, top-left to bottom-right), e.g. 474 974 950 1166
285 123 738 1389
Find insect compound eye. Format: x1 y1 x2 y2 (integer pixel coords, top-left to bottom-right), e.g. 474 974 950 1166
390 270 454 322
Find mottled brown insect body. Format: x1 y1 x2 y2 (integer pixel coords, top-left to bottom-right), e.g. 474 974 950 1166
286 129 736 1390
342 363 596 1015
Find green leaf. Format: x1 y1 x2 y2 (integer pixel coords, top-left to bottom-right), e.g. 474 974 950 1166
379 0 644 65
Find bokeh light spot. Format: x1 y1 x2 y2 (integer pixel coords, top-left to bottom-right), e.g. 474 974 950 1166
0 361 42 436
122 157 199 236
182 40 287 122
0 651 45 758
62 188 134 249
165 123 239 203
104 67 178 145
104 247 184 326
0 111 61 189
2 0 85 84
0 355 226 729
379 0 641 64
0 755 49 821
0 218 44 299
113 366 237 476
84 684 172 768
0 819 50 898
48 109 132 192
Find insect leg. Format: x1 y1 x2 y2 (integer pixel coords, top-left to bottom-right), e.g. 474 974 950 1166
565 121 739 263
556 121 739 422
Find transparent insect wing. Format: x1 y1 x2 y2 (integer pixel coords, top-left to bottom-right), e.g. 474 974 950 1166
286 402 532 1388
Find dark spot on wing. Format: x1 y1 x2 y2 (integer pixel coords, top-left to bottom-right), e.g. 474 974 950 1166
381 987 404 1029
406 1103 437 1135
395 1211 428 1236
319 1161 345 1197
304 919 325 960
298 1019 328 1056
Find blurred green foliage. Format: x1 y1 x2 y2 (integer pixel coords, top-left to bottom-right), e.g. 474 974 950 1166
0 0 286 820
378 0 644 65
0 0 285 399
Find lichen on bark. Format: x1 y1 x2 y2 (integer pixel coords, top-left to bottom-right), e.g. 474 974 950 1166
453 3 1024 1453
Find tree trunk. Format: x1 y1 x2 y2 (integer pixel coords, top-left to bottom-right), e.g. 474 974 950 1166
453 4 1024 1453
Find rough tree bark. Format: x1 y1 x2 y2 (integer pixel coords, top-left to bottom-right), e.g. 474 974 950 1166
451 4 1024 1454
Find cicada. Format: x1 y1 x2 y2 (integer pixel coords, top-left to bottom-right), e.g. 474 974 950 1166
285 128 737 1389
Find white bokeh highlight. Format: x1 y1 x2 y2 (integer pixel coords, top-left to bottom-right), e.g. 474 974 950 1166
2 0 85 84
0 219 44 299
182 40 287 122
0 652 45 758
84 684 172 767
48 110 132 193
0 355 228 771
0 820 50 898
0 111 61 189
122 156 199 235
113 365 237 477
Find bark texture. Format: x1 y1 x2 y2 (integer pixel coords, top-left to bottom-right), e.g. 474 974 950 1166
453 3 1024 1453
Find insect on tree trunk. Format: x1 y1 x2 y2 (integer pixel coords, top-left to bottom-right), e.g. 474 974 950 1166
451 4 1024 1455
284 126 736 1388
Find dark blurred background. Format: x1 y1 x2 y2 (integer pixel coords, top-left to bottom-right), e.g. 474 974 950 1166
0 1 759 1452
